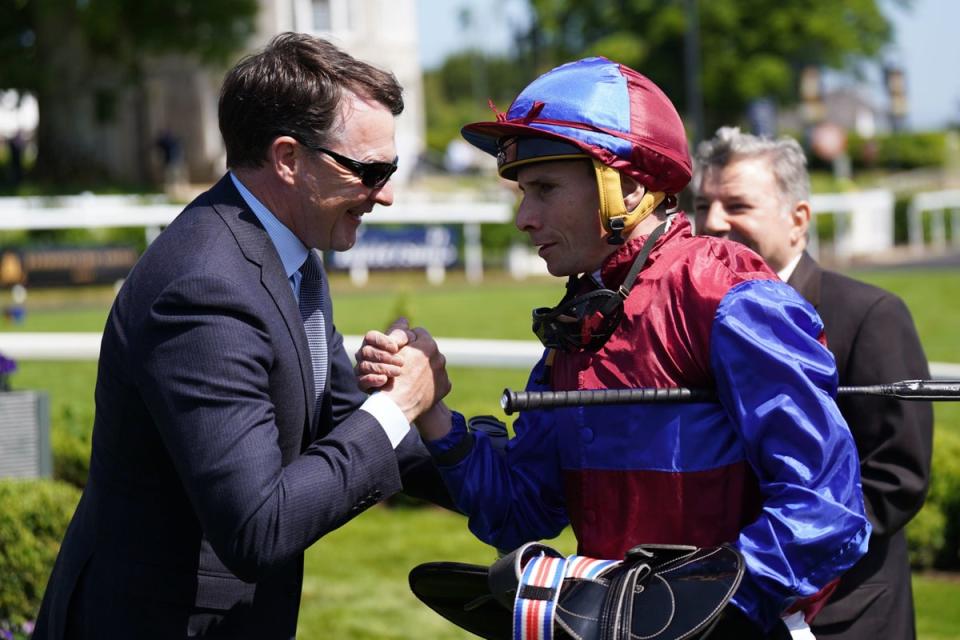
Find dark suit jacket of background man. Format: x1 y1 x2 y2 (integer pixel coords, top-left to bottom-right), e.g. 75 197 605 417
34 175 449 639
788 251 933 640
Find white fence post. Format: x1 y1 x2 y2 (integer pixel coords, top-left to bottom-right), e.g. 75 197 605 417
464 222 483 283
809 190 894 261
907 189 960 255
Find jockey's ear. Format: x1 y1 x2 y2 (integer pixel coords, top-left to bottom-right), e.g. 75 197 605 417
620 174 647 212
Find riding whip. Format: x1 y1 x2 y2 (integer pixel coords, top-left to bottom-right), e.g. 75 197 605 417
501 379 960 415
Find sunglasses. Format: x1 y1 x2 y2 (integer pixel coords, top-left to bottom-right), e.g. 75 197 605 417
299 139 398 189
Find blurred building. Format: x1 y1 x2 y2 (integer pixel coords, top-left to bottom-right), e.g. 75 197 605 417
821 87 889 138
781 86 892 139
115 0 425 187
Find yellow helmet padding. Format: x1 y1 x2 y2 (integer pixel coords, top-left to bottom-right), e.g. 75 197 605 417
593 160 665 237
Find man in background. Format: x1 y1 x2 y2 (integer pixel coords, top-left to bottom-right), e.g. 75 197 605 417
693 126 933 640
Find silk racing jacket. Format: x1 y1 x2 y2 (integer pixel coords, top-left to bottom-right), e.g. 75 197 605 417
426 215 870 629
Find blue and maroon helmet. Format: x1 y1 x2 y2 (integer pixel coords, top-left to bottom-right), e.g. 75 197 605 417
461 57 692 196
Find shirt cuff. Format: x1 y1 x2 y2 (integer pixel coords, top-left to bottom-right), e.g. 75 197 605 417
424 411 472 462
782 612 814 639
359 392 411 449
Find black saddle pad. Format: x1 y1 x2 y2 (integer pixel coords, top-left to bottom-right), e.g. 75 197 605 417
409 561 511 639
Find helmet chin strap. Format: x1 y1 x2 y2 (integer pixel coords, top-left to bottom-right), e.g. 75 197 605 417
593 160 666 244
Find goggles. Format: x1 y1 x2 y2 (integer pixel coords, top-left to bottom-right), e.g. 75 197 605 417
532 283 626 352
531 222 668 352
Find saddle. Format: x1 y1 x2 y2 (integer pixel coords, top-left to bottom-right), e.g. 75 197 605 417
410 541 744 640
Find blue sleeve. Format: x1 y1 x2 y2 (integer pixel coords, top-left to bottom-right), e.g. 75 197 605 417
710 279 870 628
425 356 569 551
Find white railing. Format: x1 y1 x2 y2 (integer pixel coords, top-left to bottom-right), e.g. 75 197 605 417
808 190 895 261
906 189 960 254
0 193 513 283
2 332 958 380
0 332 542 369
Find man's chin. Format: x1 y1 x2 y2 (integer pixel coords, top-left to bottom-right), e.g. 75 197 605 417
545 261 575 278
331 235 358 252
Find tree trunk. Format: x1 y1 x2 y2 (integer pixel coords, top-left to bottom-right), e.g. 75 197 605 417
31 2 107 185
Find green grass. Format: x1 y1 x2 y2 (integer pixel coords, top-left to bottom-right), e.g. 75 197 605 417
4 267 960 462
326 271 561 340
913 574 960 640
3 267 960 636
848 268 960 363
299 504 576 639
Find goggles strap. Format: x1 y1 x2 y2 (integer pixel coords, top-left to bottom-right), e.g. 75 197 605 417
592 160 666 244
616 222 668 299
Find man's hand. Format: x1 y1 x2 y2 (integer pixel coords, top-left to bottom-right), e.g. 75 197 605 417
355 317 414 391
356 318 451 423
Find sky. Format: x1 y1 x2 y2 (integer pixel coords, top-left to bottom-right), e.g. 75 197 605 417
417 0 530 69
416 0 960 131
882 0 960 129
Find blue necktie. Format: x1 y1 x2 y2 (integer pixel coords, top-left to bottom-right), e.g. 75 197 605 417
299 252 327 414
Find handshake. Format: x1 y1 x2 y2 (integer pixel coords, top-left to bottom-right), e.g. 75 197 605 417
354 318 453 440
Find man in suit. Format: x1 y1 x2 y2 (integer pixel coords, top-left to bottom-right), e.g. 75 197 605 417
34 33 450 639
692 126 934 639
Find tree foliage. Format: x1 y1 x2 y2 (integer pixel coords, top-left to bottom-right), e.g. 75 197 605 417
524 0 908 135
423 50 536 153
0 0 257 184
0 0 256 97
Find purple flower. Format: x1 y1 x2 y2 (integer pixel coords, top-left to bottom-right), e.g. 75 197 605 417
0 352 15 376
20 621 34 634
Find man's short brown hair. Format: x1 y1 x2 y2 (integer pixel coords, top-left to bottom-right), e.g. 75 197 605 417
218 33 403 169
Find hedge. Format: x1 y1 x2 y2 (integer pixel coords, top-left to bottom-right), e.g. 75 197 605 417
0 479 80 631
51 424 91 490
908 429 960 570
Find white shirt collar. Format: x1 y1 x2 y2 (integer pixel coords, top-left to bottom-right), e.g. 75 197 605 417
229 172 309 279
777 252 803 282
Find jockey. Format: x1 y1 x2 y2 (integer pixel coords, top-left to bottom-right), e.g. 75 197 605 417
358 56 871 638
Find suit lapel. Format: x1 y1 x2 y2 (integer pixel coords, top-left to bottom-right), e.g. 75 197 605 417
209 175 317 437
787 251 822 310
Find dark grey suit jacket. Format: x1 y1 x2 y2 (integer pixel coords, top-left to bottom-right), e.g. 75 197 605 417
789 252 933 640
34 175 448 639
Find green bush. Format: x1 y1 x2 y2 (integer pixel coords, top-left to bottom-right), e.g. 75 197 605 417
906 503 946 570
50 392 95 490
908 429 960 569
892 194 911 246
51 425 91 489
847 131 947 169
0 478 80 627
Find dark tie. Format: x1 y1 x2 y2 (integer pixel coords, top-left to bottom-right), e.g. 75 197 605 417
299 252 327 414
